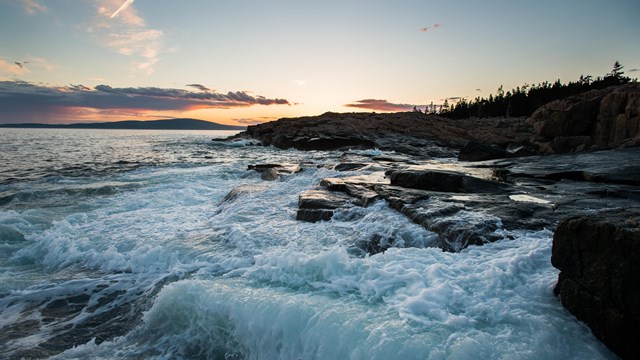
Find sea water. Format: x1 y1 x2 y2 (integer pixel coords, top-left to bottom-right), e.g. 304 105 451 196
0 129 616 359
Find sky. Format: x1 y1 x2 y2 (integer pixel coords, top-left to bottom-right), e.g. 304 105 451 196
0 0 639 125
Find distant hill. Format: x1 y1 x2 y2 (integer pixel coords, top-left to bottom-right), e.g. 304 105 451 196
0 118 246 130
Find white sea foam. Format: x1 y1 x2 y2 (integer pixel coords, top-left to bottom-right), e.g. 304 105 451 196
348 148 389 156
57 231 614 360
222 138 263 147
0 131 617 359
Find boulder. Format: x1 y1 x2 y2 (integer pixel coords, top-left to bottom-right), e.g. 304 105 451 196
458 141 508 161
551 210 640 359
296 190 354 222
387 169 509 194
296 208 334 223
334 162 369 172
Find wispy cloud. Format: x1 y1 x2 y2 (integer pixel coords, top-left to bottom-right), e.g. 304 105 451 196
87 0 163 74
0 59 30 76
25 56 57 71
629 68 639 73
0 56 57 78
0 80 291 123
420 23 442 32
344 99 425 112
20 0 47 15
186 84 212 92
233 117 278 125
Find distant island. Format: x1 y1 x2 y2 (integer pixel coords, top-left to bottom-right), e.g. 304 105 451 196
0 118 246 131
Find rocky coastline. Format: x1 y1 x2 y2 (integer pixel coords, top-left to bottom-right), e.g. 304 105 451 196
220 83 640 358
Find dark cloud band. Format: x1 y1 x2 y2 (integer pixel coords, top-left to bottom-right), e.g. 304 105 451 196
344 99 423 112
0 81 290 123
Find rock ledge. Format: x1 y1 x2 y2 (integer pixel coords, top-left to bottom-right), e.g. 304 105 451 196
552 210 640 359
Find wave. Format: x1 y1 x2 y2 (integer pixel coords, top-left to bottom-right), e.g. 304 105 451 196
55 232 615 360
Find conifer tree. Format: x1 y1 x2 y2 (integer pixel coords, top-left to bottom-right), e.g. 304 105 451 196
610 61 624 78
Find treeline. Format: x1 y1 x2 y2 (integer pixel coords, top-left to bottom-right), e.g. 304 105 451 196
437 61 635 119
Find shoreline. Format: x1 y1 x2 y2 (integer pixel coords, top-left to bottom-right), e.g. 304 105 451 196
230 83 640 358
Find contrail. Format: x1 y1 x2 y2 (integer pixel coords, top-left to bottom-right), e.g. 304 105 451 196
110 0 136 19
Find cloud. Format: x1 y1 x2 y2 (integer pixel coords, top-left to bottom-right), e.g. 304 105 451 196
344 99 426 112
233 117 278 125
292 80 306 87
0 81 291 123
96 0 144 26
186 84 212 92
420 23 442 32
104 29 163 74
26 56 57 71
88 0 163 74
20 0 47 15
0 59 30 76
0 57 57 78
629 68 639 73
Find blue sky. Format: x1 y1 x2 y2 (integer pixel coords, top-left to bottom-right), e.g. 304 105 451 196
1 0 638 124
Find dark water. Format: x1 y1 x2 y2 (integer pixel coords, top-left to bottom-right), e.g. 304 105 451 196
0 129 244 184
0 128 614 359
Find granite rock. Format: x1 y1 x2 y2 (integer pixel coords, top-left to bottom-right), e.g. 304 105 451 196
552 210 640 359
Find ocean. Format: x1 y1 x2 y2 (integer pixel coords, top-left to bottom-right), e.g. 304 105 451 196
0 128 615 359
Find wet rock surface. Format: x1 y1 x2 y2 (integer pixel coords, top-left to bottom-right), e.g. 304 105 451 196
551 210 640 359
387 169 510 194
247 163 302 181
489 147 640 186
232 146 640 255
289 147 640 253
296 189 356 222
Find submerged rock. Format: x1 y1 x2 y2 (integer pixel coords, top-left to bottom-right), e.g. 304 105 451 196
220 184 268 204
552 210 640 359
248 163 302 181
